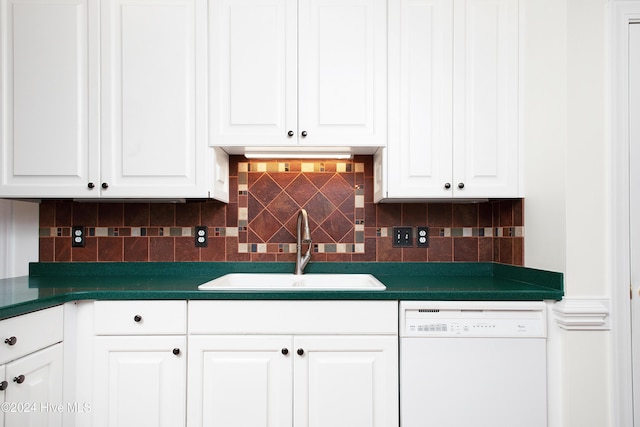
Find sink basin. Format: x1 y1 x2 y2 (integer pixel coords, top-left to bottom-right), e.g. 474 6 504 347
197 273 386 290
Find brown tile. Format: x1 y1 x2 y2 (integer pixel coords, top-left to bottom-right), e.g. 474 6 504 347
73 203 98 226
377 203 402 227
250 210 280 242
454 237 479 261
150 204 175 226
453 204 478 227
270 172 297 190
377 237 402 261
322 211 353 242
363 176 374 203
403 204 427 226
478 202 493 227
226 203 238 227
326 253 352 262
268 192 299 224
200 236 226 261
403 246 429 262
513 199 524 226
226 237 250 261
308 173 333 190
228 177 238 204
308 227 333 244
321 175 354 206
338 229 355 244
251 253 277 262
175 237 199 261
97 237 123 261
150 237 174 261
39 202 56 227
353 155 374 177
338 196 355 222
276 252 297 262
479 238 493 262
124 237 149 261
55 202 72 227
352 237 376 262
499 201 514 226
428 203 453 227
499 238 513 264
251 174 282 206
98 204 123 227
54 237 71 261
364 203 376 227
72 238 97 262
228 155 241 176
268 227 296 244
286 175 317 205
513 237 524 265
201 201 226 226
428 237 453 261
39 237 54 262
176 203 200 226
123 203 149 227
305 193 335 225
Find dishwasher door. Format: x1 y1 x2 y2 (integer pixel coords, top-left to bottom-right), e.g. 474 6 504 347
400 301 547 427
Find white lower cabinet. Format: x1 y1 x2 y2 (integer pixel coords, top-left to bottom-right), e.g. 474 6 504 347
188 301 399 427
0 306 64 427
92 336 186 427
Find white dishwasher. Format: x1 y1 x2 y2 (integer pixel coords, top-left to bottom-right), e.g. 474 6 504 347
400 301 547 427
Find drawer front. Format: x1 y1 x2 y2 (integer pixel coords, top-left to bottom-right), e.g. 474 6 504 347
189 301 398 335
0 305 64 364
94 301 186 335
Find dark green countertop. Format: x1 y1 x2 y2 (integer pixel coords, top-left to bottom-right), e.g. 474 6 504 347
0 262 563 320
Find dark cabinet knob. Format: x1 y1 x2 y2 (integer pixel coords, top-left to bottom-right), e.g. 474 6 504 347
101 182 109 189
133 315 142 322
172 348 181 356
444 183 451 189
88 182 95 189
281 348 289 355
458 182 465 189
4 336 16 346
0 381 7 391
287 130 294 137
297 348 304 356
301 131 308 138
13 375 24 384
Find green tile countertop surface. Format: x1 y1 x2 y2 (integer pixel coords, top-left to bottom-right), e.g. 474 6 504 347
0 262 563 320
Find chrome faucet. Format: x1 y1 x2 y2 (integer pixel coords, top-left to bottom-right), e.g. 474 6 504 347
295 209 312 275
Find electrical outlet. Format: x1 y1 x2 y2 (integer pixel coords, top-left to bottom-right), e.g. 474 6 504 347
195 226 208 247
72 226 85 247
416 226 429 248
393 227 413 247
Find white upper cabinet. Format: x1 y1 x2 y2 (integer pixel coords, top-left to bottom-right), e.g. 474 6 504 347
210 0 387 151
0 0 95 197
376 0 520 201
0 0 228 201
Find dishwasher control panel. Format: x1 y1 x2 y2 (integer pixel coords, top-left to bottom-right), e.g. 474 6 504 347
400 301 547 338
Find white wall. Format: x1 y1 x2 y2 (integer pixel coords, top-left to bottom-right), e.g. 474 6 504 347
523 0 611 426
0 200 39 279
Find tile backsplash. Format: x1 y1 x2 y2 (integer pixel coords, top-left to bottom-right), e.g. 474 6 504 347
39 155 524 265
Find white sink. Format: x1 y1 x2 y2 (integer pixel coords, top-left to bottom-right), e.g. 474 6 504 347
198 273 386 290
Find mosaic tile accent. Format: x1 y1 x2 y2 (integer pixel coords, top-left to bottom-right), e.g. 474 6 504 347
38 155 525 265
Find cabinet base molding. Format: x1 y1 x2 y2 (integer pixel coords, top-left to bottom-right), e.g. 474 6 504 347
553 298 610 330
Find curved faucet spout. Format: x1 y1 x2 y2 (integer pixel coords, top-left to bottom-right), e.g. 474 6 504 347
295 209 312 275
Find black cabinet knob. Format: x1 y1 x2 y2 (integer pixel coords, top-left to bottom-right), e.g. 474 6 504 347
301 131 308 138
101 182 109 189
287 130 294 137
0 381 7 391
458 182 465 189
133 315 142 322
172 348 181 356
281 348 289 355
4 336 16 346
13 375 24 384
88 182 95 189
297 348 304 356
444 183 451 189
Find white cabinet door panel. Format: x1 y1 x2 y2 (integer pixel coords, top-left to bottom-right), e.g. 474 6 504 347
101 0 207 198
298 0 386 146
187 335 292 427
453 0 519 197
210 0 297 146
0 0 96 197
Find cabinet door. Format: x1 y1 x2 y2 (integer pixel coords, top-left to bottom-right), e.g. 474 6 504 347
452 0 519 198
298 0 387 147
0 0 98 198
293 336 398 427
4 343 63 427
93 336 186 427
209 0 297 147
100 0 209 198
187 335 292 427
386 0 453 199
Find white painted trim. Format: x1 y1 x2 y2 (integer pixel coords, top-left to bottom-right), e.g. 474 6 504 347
552 298 610 330
610 2 640 426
